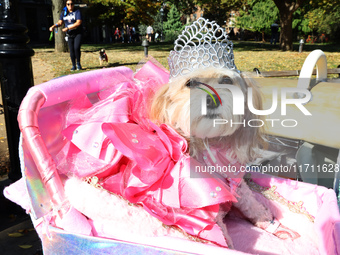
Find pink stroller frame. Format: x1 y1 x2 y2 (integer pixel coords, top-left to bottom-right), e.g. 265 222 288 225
4 64 340 254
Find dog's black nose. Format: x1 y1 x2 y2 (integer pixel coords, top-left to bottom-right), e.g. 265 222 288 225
207 94 220 109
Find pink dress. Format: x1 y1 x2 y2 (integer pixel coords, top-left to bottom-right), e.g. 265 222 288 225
53 61 244 247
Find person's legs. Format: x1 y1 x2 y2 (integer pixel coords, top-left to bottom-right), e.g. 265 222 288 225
67 37 76 70
74 33 82 70
270 33 274 44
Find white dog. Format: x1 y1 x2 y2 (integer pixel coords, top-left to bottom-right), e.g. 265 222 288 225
63 18 300 249
150 67 300 248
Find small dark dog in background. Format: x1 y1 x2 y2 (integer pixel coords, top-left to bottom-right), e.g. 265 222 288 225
99 49 108 66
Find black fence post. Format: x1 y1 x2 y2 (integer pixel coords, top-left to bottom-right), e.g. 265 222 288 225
142 39 149 57
0 0 34 181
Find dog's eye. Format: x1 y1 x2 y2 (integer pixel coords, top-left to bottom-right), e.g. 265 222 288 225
185 79 199 87
219 76 233 84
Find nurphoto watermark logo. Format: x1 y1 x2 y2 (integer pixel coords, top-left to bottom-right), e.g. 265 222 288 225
189 77 314 179
197 78 312 128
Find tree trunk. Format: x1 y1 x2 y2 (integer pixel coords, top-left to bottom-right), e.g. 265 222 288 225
273 0 306 51
262 31 265 42
279 11 293 51
52 0 68 52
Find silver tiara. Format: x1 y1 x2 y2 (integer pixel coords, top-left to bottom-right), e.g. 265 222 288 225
168 18 237 79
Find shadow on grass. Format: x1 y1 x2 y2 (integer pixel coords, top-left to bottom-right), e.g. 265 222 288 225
34 40 339 54
81 41 340 53
297 43 340 53
82 42 174 53
231 41 340 52
84 62 140 70
58 61 139 76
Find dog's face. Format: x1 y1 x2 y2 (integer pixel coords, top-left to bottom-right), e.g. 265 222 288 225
188 71 248 139
100 49 106 56
151 67 263 163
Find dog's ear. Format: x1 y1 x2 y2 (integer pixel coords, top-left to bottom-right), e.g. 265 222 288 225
229 73 265 163
150 82 171 124
241 72 263 116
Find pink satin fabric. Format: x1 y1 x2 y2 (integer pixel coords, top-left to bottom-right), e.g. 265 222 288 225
52 60 245 246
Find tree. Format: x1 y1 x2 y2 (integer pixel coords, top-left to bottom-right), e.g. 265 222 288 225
237 0 279 42
163 4 184 41
151 8 167 36
315 7 340 41
197 0 248 25
291 8 313 37
272 0 306 51
124 0 160 25
196 0 308 50
84 3 125 28
51 0 68 52
167 0 197 16
85 0 160 25
301 1 340 41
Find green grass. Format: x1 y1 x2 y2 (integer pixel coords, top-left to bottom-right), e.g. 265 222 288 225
33 41 340 78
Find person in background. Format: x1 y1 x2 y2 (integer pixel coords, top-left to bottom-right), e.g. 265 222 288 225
131 26 136 43
114 27 120 43
126 25 131 43
121 26 125 43
155 32 159 42
146 25 153 42
49 0 83 71
270 20 279 45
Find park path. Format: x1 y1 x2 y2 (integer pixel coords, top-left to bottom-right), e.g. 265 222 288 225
32 55 56 85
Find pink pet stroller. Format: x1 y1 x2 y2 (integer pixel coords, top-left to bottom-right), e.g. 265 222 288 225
3 58 340 254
